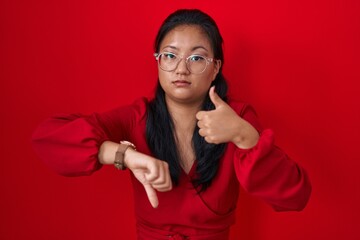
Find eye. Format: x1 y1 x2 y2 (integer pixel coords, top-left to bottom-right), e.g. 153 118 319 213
189 55 205 62
163 53 176 59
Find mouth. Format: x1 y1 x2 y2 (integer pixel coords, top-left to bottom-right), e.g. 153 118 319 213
172 80 191 87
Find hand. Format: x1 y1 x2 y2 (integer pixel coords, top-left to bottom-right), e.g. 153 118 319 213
196 86 259 149
124 149 172 208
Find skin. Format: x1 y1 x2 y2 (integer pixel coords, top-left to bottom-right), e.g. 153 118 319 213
158 25 220 106
98 24 259 209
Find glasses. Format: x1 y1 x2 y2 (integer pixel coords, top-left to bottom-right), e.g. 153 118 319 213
154 52 215 74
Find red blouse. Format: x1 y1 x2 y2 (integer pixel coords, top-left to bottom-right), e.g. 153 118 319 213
32 97 311 240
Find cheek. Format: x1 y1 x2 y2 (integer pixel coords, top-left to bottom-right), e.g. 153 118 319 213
204 65 218 82
205 70 217 84
158 71 174 90
158 71 169 83
194 75 213 89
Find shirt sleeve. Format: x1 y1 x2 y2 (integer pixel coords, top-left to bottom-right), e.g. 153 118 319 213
31 98 147 177
233 104 312 211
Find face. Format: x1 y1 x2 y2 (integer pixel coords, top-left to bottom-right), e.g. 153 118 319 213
157 25 221 106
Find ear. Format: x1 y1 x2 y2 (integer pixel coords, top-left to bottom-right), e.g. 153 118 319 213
212 59 222 80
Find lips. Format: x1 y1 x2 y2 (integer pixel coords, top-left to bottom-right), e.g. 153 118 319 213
172 80 191 87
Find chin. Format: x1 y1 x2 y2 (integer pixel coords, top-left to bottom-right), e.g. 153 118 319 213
168 93 204 106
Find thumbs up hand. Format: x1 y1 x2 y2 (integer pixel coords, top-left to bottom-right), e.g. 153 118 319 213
196 86 259 149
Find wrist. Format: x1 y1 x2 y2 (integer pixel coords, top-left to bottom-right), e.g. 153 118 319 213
233 135 258 149
98 141 120 165
232 122 259 149
123 147 136 169
114 141 136 170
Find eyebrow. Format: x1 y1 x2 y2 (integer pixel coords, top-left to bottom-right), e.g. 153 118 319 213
161 45 209 52
192 46 209 52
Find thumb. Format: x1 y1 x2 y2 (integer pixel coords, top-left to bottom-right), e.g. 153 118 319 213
143 183 159 208
209 86 224 108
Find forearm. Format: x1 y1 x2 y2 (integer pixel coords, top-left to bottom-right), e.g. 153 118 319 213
98 141 120 165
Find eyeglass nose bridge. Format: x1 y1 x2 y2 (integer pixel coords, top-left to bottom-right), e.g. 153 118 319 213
173 55 191 72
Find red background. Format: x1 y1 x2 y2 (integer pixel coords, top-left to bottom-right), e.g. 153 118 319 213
1 0 359 239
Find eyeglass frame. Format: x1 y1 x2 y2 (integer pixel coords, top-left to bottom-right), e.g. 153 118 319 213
154 52 216 74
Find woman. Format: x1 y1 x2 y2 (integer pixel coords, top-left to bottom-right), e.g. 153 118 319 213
32 9 311 240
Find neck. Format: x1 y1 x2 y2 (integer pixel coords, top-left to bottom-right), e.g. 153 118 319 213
165 96 203 132
165 96 200 172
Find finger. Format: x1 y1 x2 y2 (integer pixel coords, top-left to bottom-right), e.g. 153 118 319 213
163 166 172 191
162 162 172 190
205 136 216 144
151 161 166 186
143 183 159 208
209 86 224 109
198 128 207 137
197 120 205 129
196 111 205 120
154 163 172 191
144 160 159 182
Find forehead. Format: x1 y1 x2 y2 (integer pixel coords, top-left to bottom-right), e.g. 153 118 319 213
160 25 212 52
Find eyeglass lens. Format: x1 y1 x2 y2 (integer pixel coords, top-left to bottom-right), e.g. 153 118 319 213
158 53 208 74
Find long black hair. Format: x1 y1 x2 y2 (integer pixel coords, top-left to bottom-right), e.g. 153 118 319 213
146 9 228 192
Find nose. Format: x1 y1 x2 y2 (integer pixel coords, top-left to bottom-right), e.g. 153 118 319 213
175 57 190 74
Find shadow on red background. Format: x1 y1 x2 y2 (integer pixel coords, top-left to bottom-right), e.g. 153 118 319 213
1 0 359 239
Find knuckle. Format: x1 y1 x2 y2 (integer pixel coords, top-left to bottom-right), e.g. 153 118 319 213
163 161 169 169
206 135 218 143
208 136 215 141
148 169 159 180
